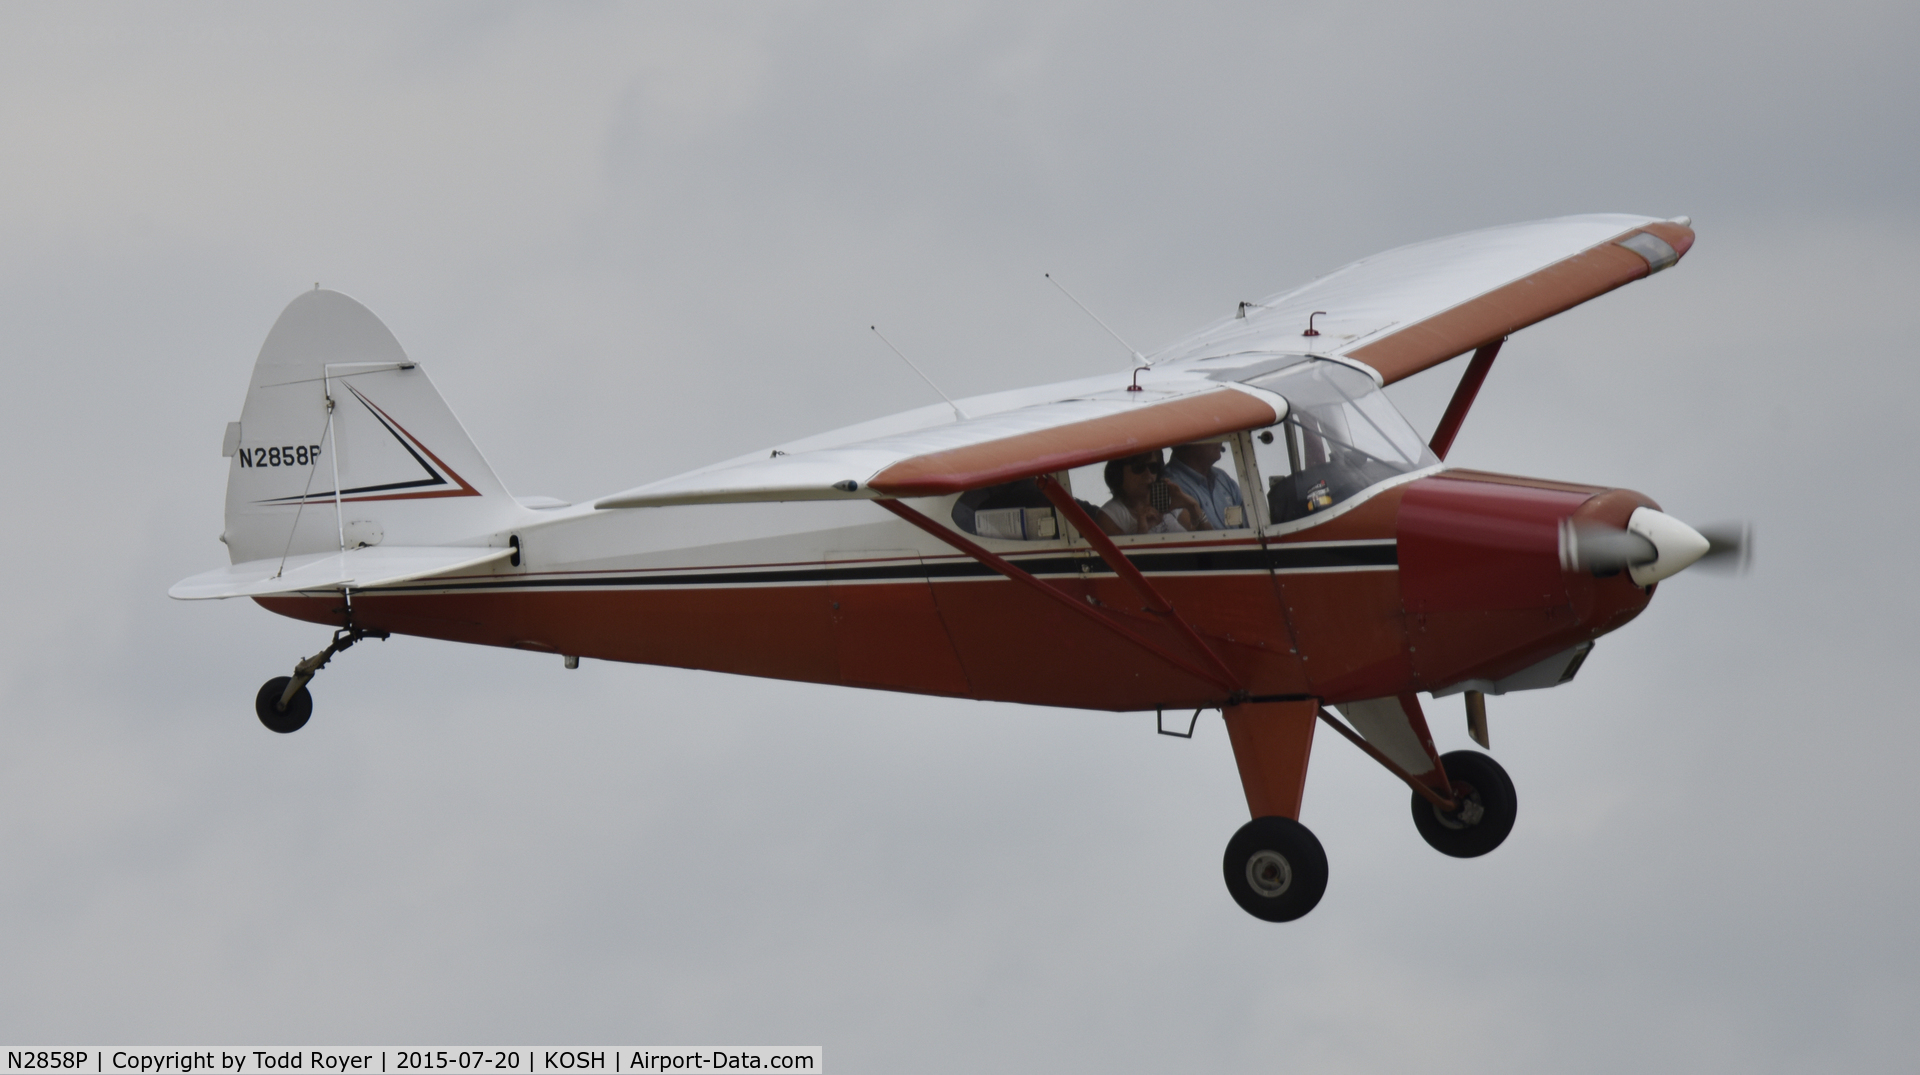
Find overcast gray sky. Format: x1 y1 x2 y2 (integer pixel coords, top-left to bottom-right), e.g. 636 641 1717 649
2 3 1917 1071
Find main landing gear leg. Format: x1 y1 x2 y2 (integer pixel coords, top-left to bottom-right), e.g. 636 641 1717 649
254 626 388 734
1220 700 1329 922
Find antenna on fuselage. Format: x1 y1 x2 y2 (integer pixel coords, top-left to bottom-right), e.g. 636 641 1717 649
870 326 969 421
1045 273 1149 381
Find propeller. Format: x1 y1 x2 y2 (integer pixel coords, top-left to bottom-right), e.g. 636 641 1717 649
1559 510 1750 584
1689 522 1754 575
1560 523 1658 575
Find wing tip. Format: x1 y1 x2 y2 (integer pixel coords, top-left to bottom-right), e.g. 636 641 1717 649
1640 218 1696 262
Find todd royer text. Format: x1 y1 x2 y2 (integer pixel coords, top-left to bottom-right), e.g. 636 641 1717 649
107 1055 371 1073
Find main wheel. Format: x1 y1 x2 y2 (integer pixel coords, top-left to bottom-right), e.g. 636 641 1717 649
254 677 313 734
1411 749 1516 858
1222 816 1328 922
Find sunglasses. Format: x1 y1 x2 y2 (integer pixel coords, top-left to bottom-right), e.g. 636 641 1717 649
1126 461 1164 475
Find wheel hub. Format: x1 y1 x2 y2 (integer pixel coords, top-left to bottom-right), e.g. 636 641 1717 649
1432 781 1486 830
1245 850 1293 897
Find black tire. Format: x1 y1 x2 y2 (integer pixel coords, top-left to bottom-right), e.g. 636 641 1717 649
1222 816 1328 922
254 677 313 734
1411 749 1516 858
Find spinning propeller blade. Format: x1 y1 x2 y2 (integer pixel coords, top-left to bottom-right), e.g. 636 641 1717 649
1689 522 1754 575
1559 508 1716 585
1561 523 1658 575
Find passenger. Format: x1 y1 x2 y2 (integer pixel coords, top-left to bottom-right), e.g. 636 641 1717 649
1098 451 1204 535
1166 440 1246 530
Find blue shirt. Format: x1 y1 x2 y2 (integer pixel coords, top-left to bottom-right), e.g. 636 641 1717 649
1166 457 1246 530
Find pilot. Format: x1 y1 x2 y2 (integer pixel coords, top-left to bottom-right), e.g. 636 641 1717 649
1166 440 1246 530
1098 451 1204 535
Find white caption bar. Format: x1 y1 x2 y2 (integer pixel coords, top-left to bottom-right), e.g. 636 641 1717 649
0 1051 821 1075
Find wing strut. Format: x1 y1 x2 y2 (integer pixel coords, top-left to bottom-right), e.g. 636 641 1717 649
1427 339 1503 460
1033 474 1244 692
873 499 1242 696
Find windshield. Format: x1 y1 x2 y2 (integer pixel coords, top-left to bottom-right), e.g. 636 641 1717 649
1247 360 1437 523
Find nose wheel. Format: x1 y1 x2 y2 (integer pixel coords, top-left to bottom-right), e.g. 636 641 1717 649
1222 816 1328 922
1411 749 1516 857
253 626 387 734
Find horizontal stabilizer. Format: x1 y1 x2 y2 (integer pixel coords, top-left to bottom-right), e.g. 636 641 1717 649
170 545 515 600
597 382 1282 509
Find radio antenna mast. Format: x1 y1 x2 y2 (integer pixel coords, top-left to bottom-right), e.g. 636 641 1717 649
870 326 969 421
1046 273 1148 372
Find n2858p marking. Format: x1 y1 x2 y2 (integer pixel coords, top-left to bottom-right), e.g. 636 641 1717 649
237 444 322 468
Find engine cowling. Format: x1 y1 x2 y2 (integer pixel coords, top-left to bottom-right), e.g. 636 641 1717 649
1395 472 1658 693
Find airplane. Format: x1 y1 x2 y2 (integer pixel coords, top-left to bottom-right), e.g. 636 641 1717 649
172 212 1744 922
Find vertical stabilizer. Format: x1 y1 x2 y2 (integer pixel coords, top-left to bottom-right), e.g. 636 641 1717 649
223 289 520 564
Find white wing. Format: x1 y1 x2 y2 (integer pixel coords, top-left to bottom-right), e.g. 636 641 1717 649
597 213 1693 510
1152 213 1695 383
597 379 1284 508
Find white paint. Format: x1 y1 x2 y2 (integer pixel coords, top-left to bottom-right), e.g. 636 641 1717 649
1626 507 1711 585
1148 214 1673 369
223 289 535 564
1336 696 1437 776
1431 642 1594 697
169 545 516 600
342 518 383 548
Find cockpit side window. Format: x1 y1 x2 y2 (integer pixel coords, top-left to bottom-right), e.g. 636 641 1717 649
1057 441 1257 539
1247 360 1437 523
950 478 1071 540
952 439 1268 542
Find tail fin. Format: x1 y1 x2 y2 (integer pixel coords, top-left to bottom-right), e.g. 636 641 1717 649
222 289 520 564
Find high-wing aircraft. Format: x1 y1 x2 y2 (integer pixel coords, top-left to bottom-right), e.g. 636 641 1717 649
174 213 1741 922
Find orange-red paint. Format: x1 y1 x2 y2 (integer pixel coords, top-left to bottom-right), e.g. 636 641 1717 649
1224 701 1319 819
1352 224 1697 385
256 471 1659 720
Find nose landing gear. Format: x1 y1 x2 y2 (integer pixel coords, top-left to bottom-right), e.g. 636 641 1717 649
253 626 388 734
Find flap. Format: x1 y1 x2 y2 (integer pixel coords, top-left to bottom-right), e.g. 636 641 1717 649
170 545 515 600
1150 214 1695 384
595 382 1282 508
